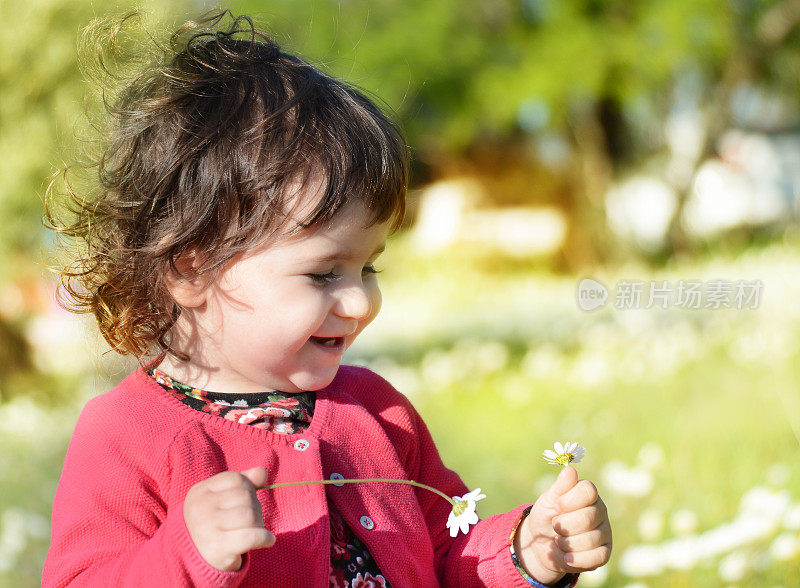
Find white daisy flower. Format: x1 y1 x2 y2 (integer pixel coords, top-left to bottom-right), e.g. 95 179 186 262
446 488 487 537
542 441 585 466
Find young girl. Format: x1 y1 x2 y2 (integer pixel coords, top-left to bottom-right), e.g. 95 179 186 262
43 12 611 587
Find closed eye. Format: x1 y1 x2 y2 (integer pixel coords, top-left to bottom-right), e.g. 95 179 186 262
308 271 340 285
308 265 381 285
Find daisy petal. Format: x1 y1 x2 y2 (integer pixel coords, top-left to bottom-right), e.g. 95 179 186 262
544 440 587 468
464 488 483 500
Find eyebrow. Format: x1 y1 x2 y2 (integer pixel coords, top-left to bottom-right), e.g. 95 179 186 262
310 243 386 264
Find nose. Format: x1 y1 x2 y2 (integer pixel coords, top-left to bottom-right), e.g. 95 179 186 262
335 282 377 323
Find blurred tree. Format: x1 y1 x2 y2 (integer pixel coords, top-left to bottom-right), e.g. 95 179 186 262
0 315 33 398
0 0 103 393
230 0 800 266
0 0 189 400
2 0 115 281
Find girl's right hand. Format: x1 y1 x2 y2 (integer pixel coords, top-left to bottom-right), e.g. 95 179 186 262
183 466 276 571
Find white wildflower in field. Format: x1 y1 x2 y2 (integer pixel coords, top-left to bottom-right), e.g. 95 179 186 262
420 349 460 388
730 513 776 545
638 508 665 542
601 461 653 497
579 565 608 586
718 550 749 582
619 544 664 577
769 532 799 561
663 536 700 570
670 509 699 536
636 442 665 471
740 486 790 523
473 340 509 374
783 503 800 530
0 509 29 573
521 346 564 380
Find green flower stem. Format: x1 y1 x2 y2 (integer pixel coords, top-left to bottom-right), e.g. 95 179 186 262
264 477 456 506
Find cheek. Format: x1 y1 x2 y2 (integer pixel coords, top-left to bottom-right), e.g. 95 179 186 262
367 283 382 322
269 284 332 336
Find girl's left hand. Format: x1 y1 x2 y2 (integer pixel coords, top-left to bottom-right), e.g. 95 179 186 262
513 466 612 585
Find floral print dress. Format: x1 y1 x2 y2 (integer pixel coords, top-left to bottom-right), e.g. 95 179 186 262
150 368 390 588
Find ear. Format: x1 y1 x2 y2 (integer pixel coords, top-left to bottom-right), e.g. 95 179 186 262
164 248 209 309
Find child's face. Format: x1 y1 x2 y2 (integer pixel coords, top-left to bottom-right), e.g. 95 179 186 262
165 195 389 394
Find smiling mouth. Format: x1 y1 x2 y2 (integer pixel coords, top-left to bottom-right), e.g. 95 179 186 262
309 336 345 349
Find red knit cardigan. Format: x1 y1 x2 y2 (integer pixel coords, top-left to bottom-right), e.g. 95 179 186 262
43 364 535 587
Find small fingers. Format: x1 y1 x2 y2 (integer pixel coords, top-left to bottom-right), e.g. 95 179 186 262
239 466 268 490
557 480 598 512
547 466 579 500
217 506 265 531
561 543 612 571
555 520 612 553
553 501 608 536
216 487 263 511
223 527 276 554
205 471 259 493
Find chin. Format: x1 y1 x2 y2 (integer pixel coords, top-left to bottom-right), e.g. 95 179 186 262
291 369 339 392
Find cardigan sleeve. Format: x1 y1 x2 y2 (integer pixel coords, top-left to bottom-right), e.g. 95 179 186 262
42 394 248 587
363 370 569 588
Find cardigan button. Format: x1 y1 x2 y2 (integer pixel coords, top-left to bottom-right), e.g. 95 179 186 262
359 516 375 530
330 473 345 487
293 439 310 451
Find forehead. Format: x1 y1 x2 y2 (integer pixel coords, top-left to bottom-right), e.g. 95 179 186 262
287 200 387 256
243 183 386 264
279 173 384 237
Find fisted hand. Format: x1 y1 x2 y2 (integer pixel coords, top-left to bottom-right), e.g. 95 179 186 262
514 466 612 585
183 466 276 571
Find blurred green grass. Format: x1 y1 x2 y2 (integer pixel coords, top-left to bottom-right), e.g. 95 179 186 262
2 237 800 586
354 235 800 586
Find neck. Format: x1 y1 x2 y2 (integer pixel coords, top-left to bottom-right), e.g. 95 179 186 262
155 353 309 395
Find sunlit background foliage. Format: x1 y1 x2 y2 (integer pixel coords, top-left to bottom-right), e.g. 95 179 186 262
2 0 800 586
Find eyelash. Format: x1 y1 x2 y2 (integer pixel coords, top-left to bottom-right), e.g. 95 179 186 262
309 265 381 285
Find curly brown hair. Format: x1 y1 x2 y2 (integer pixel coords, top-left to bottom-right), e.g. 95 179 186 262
45 10 409 363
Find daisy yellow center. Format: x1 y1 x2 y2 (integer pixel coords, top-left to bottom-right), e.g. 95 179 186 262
557 453 574 465
452 499 467 516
